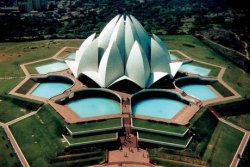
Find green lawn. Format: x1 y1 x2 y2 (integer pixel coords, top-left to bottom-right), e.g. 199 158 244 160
65 132 117 144
0 79 39 122
0 128 21 167
0 78 22 95
0 40 81 77
16 79 36 94
67 118 122 133
202 122 244 167
0 98 32 122
132 118 188 135
10 105 66 167
138 132 192 146
213 99 250 130
226 114 250 131
165 35 250 97
188 108 218 157
151 157 196 167
169 51 187 59
211 81 234 97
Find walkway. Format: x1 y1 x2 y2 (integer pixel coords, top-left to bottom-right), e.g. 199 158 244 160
107 147 152 167
6 111 38 126
230 132 249 167
0 76 24 80
3 125 30 167
206 105 249 167
0 107 41 167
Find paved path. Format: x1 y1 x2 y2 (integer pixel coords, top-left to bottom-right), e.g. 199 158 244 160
0 108 41 167
108 147 152 166
230 132 249 167
207 106 249 167
0 122 5 127
3 125 30 167
219 118 248 133
0 76 24 80
6 111 38 126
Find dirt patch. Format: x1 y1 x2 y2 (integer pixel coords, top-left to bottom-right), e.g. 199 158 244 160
0 53 14 62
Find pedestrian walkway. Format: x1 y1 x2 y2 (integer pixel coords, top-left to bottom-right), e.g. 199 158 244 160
230 133 249 167
107 147 152 166
0 76 25 80
6 111 38 126
3 125 30 167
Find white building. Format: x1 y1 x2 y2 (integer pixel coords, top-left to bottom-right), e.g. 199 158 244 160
66 15 182 88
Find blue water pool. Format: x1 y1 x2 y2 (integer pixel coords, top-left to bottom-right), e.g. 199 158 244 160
170 54 179 60
180 84 218 100
179 64 211 76
35 62 68 74
132 98 186 119
67 97 121 118
31 82 71 98
67 53 76 59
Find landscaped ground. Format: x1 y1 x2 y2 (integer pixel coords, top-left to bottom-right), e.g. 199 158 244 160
138 132 191 146
0 98 32 122
165 35 250 98
149 107 244 167
213 98 250 131
65 132 117 145
0 36 249 166
0 40 81 77
10 105 66 167
67 118 122 134
202 122 244 166
0 79 39 122
132 118 188 135
0 128 21 167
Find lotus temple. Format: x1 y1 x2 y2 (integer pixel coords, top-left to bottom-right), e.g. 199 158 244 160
8 14 242 166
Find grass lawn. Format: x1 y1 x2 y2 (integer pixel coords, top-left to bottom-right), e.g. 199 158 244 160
151 157 195 167
0 98 32 122
10 105 67 167
132 118 188 135
138 132 191 146
226 114 250 131
16 79 36 94
67 118 122 133
65 132 117 144
213 98 250 130
188 108 218 157
165 35 250 98
25 59 60 74
0 78 38 122
169 51 187 59
211 81 234 97
0 128 21 167
202 122 244 167
0 39 81 77
0 78 22 95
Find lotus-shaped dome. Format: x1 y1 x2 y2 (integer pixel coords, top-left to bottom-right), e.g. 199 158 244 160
66 15 182 88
